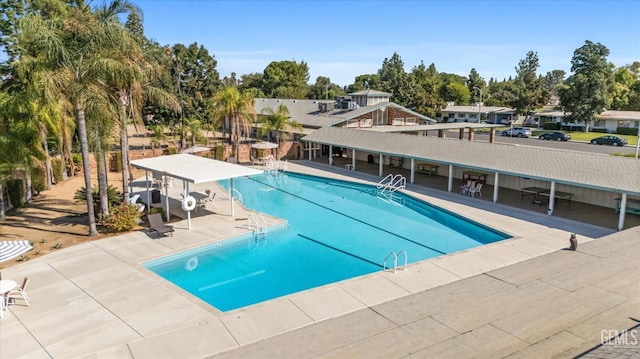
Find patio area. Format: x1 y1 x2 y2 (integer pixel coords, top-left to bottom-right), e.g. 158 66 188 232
0 160 638 358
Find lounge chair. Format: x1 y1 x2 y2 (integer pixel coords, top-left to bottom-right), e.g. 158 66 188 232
6 276 30 307
147 213 174 238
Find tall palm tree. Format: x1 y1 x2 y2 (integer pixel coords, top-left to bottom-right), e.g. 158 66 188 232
210 87 256 159
258 104 302 159
15 4 138 235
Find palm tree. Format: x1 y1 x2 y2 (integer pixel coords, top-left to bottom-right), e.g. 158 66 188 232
15 4 140 235
210 87 256 159
258 104 302 159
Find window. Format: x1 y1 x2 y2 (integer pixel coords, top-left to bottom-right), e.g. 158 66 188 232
393 118 404 126
360 118 372 127
346 119 358 127
405 117 416 125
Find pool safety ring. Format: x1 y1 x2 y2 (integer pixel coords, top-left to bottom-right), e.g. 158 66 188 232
182 195 196 211
185 256 198 271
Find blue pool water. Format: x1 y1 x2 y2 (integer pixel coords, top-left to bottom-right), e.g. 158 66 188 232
144 172 510 311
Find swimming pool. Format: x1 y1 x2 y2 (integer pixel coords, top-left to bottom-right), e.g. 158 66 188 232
144 172 510 311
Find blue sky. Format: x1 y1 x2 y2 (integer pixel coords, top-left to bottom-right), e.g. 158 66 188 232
136 0 639 87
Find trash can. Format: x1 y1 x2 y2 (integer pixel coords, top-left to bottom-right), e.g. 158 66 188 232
368 154 374 164
151 189 161 203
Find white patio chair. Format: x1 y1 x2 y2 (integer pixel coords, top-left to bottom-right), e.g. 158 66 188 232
469 183 483 198
7 276 30 307
460 180 473 195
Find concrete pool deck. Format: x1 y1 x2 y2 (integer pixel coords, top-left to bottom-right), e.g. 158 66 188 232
1 161 638 358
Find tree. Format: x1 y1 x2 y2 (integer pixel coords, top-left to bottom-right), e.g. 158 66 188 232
510 51 548 124
406 62 445 117
307 76 342 100
210 87 256 158
345 74 381 93
258 103 302 159
559 41 614 132
466 68 486 104
262 60 309 99
14 2 143 235
378 53 410 105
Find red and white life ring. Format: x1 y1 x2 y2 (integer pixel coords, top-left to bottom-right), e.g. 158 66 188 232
182 195 196 211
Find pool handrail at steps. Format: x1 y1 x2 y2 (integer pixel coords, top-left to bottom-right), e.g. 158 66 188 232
377 174 406 195
383 250 408 273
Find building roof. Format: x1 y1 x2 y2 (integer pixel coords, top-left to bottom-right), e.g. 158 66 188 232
443 105 515 114
301 127 640 195
254 98 435 129
534 109 640 121
348 89 393 97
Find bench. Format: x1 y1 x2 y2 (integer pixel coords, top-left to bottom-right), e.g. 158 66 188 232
615 198 640 215
416 163 439 176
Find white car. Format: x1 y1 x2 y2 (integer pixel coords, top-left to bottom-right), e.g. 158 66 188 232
501 127 532 138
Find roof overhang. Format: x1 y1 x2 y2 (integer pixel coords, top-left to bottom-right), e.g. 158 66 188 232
131 154 263 184
301 127 640 195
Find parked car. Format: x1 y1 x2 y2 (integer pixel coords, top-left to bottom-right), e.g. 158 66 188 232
501 127 532 138
590 135 628 146
538 132 570 141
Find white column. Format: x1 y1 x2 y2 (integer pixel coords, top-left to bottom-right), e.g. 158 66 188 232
145 171 151 206
329 145 333 165
618 193 627 231
547 181 556 216
230 178 235 217
308 143 312 160
165 181 170 222
352 149 356 170
410 158 415 184
379 154 383 177
186 183 191 229
493 172 499 203
447 164 453 192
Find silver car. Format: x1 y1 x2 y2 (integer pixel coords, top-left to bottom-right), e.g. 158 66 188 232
501 127 532 138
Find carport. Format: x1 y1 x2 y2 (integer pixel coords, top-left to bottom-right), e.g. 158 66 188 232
131 154 263 229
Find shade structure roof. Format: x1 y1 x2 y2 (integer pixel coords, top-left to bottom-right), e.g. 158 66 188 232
180 146 210 154
251 141 278 149
131 154 263 184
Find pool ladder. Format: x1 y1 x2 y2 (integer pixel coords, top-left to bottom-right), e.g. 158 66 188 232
383 250 407 273
377 174 406 195
248 212 267 241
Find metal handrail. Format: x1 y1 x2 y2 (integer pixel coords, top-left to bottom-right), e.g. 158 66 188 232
397 250 408 271
383 252 398 273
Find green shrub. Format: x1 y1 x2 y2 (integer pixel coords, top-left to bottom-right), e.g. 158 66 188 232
148 206 167 221
52 158 64 182
32 166 46 193
616 127 639 136
167 147 178 155
74 185 122 214
542 122 560 130
214 145 224 160
72 153 82 168
7 178 24 208
101 202 141 232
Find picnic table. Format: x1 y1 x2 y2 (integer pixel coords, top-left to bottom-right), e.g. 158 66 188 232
463 171 488 184
416 163 439 175
521 187 573 207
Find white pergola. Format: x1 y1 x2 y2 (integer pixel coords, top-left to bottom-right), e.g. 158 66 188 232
131 154 263 229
